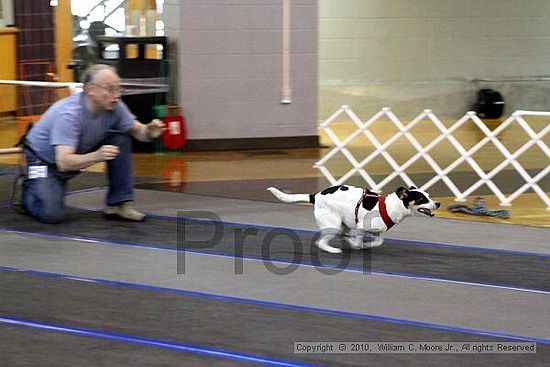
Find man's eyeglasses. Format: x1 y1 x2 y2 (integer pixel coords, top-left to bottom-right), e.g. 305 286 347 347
91 83 122 94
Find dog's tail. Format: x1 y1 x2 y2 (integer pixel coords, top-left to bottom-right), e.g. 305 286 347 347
267 187 315 204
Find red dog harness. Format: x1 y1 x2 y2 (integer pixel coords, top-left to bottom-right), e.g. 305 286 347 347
354 190 395 230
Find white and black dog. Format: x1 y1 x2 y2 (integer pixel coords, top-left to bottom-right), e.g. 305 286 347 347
267 185 440 253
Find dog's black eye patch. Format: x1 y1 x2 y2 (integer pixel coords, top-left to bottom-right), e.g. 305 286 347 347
321 186 343 195
409 191 429 205
400 190 429 208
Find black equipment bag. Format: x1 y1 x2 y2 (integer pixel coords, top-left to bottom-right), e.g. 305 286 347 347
475 89 505 119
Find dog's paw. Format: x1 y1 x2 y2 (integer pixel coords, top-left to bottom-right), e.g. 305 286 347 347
317 242 343 254
362 239 384 248
343 236 363 250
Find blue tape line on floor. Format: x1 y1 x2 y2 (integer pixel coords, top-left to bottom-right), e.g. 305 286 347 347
0 316 317 367
1 266 549 345
1 226 548 295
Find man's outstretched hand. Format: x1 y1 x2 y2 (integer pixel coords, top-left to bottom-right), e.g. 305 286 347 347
147 119 165 139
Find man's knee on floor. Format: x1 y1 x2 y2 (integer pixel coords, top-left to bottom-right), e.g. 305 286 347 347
36 202 65 224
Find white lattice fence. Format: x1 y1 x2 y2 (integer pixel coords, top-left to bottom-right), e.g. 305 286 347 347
314 105 550 209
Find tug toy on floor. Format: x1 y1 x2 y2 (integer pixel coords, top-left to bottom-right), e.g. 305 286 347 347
447 197 510 219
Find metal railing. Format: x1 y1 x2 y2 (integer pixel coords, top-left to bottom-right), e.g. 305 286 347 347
314 105 550 209
0 78 168 155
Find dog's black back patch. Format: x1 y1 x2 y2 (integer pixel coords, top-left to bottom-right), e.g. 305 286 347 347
320 185 348 195
362 189 379 211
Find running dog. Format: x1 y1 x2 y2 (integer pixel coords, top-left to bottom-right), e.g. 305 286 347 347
267 185 440 253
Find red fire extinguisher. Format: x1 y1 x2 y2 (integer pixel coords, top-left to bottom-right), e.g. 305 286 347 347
161 106 186 150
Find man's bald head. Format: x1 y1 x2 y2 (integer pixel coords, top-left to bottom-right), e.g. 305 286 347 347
81 64 119 85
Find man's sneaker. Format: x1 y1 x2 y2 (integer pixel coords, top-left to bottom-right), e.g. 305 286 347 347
11 174 27 214
104 202 146 222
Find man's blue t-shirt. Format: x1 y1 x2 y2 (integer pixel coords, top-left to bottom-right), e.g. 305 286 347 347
26 92 135 164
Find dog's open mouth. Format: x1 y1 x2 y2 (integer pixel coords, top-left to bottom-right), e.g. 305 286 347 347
417 208 434 217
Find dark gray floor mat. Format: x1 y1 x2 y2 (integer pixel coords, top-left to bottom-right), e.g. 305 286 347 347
135 168 550 203
0 208 548 291
1 324 261 367
0 171 158 203
1 271 547 367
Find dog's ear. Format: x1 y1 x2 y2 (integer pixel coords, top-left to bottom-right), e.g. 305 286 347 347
396 187 409 200
409 186 417 190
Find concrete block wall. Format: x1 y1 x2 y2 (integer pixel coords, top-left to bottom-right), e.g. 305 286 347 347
319 0 550 119
164 0 317 147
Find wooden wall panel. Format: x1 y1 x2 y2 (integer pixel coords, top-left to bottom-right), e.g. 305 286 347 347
55 0 73 83
0 28 18 113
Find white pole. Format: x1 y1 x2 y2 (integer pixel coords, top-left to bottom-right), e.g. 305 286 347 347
281 0 292 104
0 148 22 154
